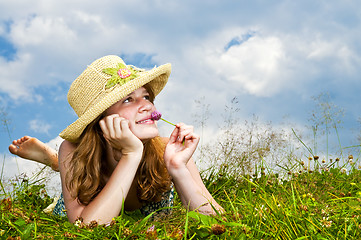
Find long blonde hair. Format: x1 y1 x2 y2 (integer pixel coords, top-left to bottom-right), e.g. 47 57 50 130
136 137 171 203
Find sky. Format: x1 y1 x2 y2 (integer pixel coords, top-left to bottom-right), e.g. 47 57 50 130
1 0 361 185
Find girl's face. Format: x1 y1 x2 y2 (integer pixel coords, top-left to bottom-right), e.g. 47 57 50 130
104 87 158 141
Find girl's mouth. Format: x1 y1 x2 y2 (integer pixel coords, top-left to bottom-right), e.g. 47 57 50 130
136 118 153 124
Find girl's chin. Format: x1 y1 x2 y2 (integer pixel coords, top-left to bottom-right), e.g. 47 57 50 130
136 131 159 141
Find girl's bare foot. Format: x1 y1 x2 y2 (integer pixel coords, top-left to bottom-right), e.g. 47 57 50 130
9 136 59 171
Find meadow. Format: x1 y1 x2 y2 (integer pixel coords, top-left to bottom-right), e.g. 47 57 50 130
1 154 361 239
1 94 361 239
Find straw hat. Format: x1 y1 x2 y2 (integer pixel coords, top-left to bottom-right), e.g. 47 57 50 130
59 55 171 142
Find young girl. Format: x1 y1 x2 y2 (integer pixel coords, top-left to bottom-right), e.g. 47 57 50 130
9 55 223 225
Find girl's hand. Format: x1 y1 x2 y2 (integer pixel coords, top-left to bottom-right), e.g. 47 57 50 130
164 123 200 175
99 114 143 156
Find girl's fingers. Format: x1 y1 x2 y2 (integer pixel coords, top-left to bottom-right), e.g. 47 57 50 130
169 123 199 144
100 114 124 139
112 116 122 137
177 124 194 142
99 119 110 137
120 118 130 130
169 126 180 143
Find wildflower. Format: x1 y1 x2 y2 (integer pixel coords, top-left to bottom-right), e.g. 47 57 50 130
348 155 354 160
308 157 313 161
211 224 226 235
122 228 132 237
341 168 347 173
64 232 77 238
146 225 157 239
300 161 305 166
151 110 162 121
151 111 175 126
322 159 326 163
88 220 98 229
74 217 84 228
351 183 356 186
314 155 319 160
320 217 332 228
336 158 340 162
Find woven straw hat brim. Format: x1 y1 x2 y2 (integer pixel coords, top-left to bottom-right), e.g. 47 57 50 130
59 61 171 143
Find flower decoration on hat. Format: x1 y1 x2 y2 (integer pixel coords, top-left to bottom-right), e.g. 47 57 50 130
102 63 139 89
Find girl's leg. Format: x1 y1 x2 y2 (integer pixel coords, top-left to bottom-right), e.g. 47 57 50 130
9 136 59 171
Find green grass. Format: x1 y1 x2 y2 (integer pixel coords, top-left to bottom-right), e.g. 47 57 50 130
1 157 361 239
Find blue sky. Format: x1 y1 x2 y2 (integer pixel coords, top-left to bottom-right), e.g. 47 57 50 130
1 0 361 180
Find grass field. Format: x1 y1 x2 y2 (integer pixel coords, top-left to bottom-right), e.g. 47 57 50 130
1 154 360 239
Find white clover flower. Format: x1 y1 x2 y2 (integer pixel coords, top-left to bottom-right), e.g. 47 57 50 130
74 219 83 228
320 217 332 228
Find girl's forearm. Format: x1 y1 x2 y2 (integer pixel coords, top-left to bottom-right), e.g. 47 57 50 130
68 152 142 224
171 166 218 215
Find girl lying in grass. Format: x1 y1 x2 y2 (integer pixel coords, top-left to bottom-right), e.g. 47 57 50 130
9 55 223 225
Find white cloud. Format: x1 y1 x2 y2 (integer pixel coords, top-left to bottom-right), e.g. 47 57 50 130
176 25 361 101
29 119 52 134
0 54 34 99
210 34 287 97
10 15 76 48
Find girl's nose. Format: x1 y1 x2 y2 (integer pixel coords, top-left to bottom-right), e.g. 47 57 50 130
138 98 153 112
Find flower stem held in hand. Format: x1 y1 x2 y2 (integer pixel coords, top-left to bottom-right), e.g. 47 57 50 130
151 111 184 144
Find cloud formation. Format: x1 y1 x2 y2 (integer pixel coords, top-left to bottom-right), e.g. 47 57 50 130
0 0 360 162
29 119 52 135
